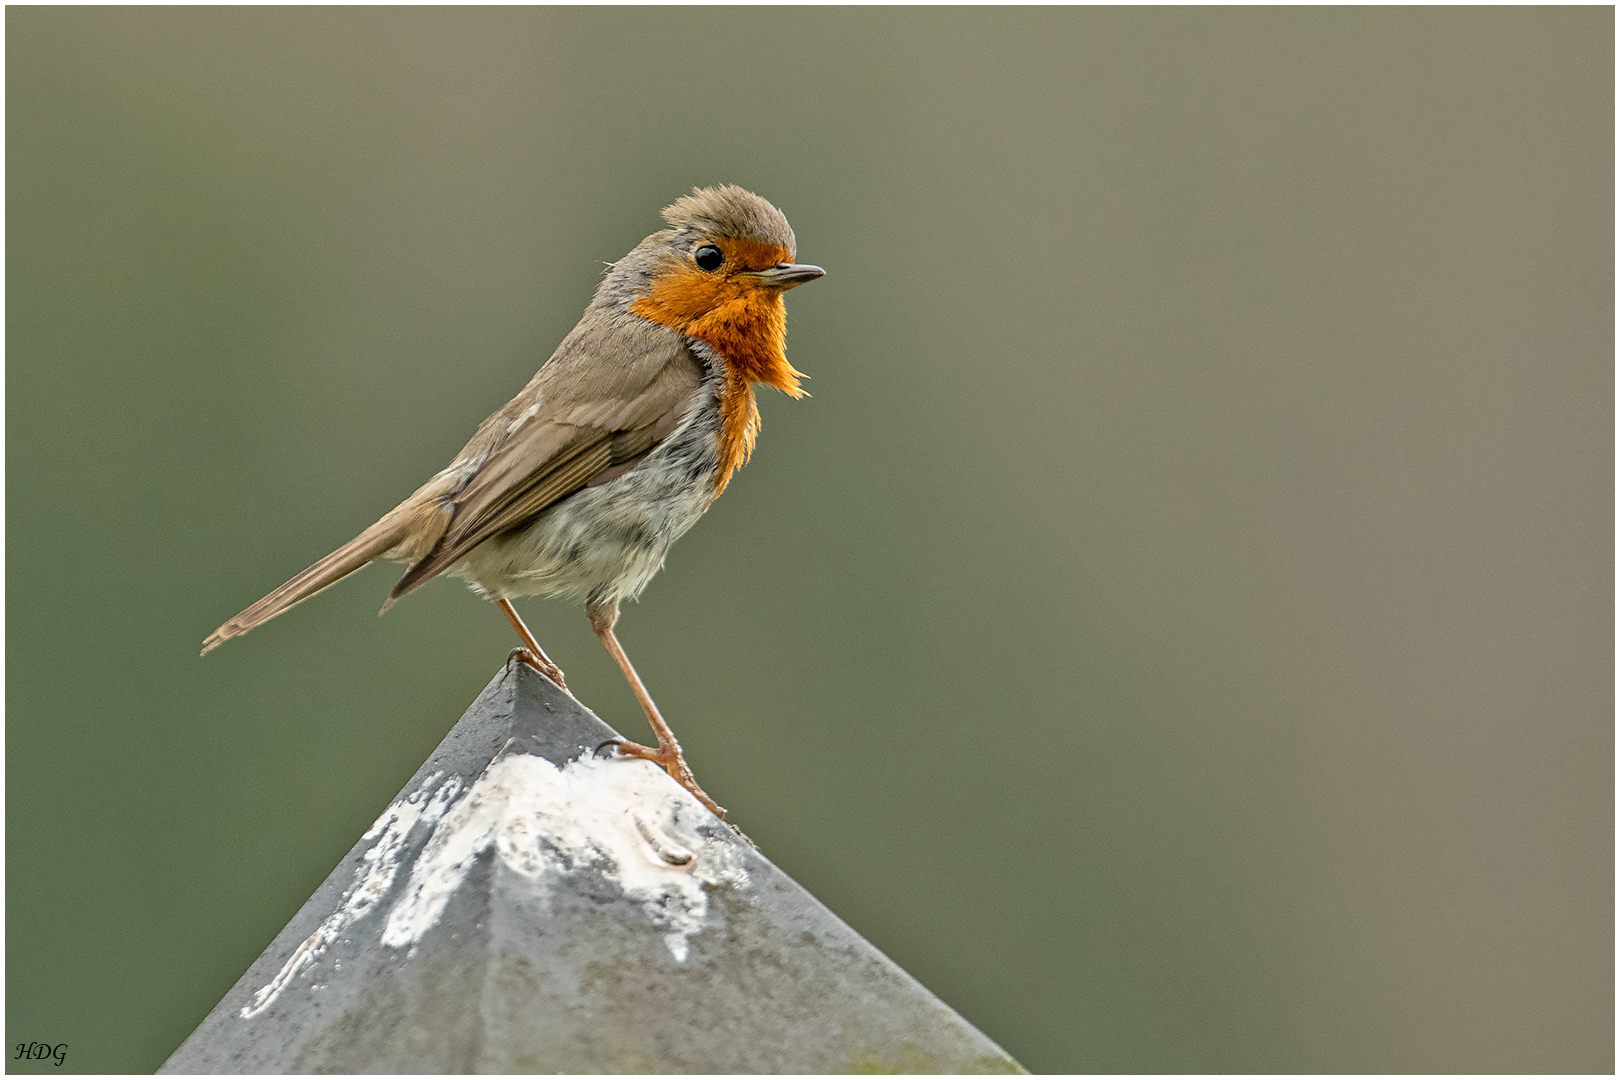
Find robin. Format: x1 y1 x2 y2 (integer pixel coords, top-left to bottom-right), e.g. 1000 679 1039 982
202 185 823 819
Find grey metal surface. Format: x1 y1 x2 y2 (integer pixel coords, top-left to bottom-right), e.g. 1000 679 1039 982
161 662 1023 1073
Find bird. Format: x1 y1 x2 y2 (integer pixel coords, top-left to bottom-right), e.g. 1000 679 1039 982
202 185 824 819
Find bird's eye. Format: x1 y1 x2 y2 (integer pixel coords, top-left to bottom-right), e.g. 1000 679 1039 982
693 245 723 272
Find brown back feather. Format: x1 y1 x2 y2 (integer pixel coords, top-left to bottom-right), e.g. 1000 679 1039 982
202 240 712 654
388 319 706 600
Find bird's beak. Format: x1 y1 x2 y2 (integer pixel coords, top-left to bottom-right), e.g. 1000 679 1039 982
742 263 826 289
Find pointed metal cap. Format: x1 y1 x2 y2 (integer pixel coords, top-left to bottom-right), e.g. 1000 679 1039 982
159 663 1024 1073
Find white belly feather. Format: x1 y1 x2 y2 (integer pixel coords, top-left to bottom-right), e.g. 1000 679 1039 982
449 387 722 605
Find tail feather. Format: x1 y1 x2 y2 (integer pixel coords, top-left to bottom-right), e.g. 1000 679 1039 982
200 512 414 657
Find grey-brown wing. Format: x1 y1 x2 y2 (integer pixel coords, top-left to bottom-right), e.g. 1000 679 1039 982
388 342 704 598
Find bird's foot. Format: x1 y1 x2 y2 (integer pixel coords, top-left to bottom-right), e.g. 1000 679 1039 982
597 738 726 820
508 647 566 690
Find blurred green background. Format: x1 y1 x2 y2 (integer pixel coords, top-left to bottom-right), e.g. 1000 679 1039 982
6 7 1612 1073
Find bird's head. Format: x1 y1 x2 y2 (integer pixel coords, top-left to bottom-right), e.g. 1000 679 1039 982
602 185 824 396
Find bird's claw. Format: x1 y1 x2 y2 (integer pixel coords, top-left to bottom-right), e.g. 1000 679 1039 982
596 738 727 820
509 647 566 690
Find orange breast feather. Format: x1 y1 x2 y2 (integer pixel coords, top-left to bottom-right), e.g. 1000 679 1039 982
629 239 805 497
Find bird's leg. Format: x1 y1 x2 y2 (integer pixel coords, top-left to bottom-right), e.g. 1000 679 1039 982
587 598 726 819
497 598 566 690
